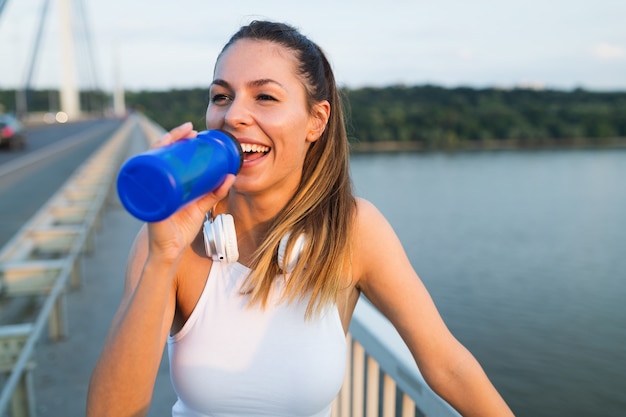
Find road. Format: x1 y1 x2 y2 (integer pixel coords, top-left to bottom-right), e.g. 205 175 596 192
0 116 178 416
0 118 125 247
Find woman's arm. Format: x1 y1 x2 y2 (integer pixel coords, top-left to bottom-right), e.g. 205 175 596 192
86 122 235 417
86 227 179 417
353 198 514 417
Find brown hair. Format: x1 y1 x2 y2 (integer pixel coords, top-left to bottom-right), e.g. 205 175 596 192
218 21 355 317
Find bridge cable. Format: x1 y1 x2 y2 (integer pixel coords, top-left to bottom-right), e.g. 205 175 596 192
74 0 103 113
16 0 52 116
0 0 9 24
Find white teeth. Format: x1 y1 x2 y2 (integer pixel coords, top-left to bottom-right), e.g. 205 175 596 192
241 143 270 153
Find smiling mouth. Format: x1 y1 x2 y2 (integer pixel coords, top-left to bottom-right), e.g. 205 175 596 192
241 143 270 161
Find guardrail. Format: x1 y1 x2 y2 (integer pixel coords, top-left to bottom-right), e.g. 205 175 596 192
135 113 166 145
0 115 138 417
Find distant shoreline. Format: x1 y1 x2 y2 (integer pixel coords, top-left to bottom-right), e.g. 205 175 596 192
349 137 626 153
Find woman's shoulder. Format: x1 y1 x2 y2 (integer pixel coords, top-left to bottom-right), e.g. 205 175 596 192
350 197 419 301
351 197 401 272
353 197 389 231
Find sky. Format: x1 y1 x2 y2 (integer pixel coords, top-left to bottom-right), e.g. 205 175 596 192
0 0 625 92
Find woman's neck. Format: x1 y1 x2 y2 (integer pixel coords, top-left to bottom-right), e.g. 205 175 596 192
217 190 290 265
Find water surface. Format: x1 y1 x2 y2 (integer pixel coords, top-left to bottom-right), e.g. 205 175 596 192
350 149 626 417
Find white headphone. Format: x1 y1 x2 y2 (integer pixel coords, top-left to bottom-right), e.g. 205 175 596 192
203 213 239 263
203 212 305 272
277 231 307 273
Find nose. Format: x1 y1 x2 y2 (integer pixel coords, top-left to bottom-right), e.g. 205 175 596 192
223 97 252 128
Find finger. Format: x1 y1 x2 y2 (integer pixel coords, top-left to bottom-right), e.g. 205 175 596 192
194 174 236 214
213 174 236 200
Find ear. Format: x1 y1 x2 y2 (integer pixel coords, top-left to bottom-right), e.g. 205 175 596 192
306 100 331 143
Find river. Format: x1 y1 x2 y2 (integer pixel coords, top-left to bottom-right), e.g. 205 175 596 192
350 148 626 417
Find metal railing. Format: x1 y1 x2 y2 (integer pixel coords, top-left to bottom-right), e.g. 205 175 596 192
331 299 461 417
0 116 137 417
135 112 166 145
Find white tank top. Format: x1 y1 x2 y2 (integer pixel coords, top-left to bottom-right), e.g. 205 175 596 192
167 261 346 417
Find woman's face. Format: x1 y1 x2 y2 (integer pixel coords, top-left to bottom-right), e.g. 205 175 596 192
206 39 328 199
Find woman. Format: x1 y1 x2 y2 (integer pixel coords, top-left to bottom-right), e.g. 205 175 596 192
87 20 514 417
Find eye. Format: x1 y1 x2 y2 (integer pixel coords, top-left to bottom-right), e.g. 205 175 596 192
257 94 277 102
210 94 232 105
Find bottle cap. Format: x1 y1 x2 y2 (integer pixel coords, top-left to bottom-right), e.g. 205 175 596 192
117 154 181 222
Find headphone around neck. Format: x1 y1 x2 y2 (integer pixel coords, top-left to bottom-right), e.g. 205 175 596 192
203 212 305 272
203 213 239 264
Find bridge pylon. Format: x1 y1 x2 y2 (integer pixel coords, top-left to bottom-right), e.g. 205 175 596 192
58 0 81 120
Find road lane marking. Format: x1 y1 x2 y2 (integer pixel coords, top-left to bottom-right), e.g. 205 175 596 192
0 124 114 179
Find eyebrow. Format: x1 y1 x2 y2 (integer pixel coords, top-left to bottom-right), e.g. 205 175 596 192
210 78 285 90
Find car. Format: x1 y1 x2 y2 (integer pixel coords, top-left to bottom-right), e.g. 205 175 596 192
0 114 27 150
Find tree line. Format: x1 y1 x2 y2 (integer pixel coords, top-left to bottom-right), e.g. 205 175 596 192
344 85 626 150
2 85 625 150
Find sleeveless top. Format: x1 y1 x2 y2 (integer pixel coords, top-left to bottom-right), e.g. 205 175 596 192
167 261 347 417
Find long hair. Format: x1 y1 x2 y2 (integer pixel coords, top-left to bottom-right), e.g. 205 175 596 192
217 21 356 317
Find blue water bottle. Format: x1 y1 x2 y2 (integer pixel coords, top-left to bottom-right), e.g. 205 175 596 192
117 129 242 222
